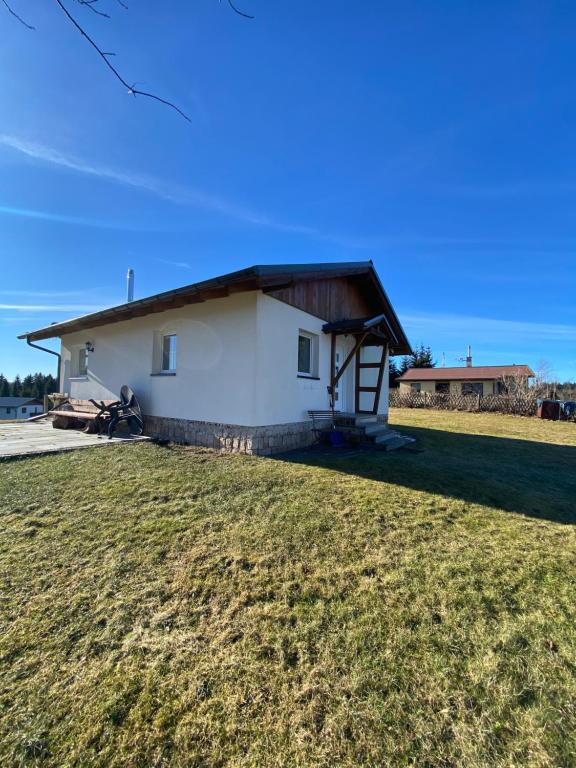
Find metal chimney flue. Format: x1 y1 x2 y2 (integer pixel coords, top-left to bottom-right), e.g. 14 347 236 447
466 344 472 368
126 268 134 303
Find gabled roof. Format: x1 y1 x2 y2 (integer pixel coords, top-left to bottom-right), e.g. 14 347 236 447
0 397 42 407
17 262 412 354
398 364 535 382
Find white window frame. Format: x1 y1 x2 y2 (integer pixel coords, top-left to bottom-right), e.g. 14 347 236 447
161 334 177 373
70 346 89 379
152 331 178 375
297 330 319 378
78 347 88 377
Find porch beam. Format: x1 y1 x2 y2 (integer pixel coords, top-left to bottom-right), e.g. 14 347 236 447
372 344 388 415
333 331 369 387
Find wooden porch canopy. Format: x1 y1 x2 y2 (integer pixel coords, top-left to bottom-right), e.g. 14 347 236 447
322 314 394 415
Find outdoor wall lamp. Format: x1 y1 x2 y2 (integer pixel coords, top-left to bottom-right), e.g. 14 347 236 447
85 341 95 353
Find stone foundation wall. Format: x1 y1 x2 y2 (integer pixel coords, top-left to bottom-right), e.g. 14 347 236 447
143 415 315 455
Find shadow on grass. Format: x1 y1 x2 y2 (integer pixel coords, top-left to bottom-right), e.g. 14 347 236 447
274 423 576 524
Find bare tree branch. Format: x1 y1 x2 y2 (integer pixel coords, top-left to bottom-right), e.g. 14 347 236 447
1 0 34 29
225 0 254 19
53 0 191 121
73 0 111 19
1 0 254 120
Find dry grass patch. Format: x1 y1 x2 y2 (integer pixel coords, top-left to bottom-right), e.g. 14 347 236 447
1 411 575 767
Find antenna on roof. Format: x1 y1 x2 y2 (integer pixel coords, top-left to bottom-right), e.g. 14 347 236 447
441 352 446 368
126 268 134 303
457 344 473 367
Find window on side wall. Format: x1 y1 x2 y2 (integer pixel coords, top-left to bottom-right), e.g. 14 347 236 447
462 382 482 395
72 347 88 377
435 382 449 394
298 330 318 377
161 334 177 373
21 407 27 414
410 382 421 392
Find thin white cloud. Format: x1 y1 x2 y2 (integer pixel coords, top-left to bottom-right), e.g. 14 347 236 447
0 289 85 298
438 181 576 199
0 134 280 228
0 303 105 312
154 257 193 270
7 134 576 251
402 311 576 343
0 134 415 248
0 204 158 231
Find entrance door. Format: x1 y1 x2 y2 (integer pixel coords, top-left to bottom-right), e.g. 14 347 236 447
335 347 347 411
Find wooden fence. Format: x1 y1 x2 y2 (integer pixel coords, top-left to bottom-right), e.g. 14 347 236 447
389 390 538 417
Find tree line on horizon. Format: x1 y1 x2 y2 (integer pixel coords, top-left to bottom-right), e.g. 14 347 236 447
0 373 58 400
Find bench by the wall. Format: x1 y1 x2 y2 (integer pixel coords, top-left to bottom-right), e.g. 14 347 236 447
50 399 117 433
307 410 341 442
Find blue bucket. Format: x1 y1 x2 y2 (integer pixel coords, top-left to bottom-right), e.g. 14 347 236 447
329 430 345 447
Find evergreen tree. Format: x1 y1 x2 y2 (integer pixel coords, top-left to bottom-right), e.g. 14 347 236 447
11 375 22 397
44 374 58 395
0 374 9 397
399 344 436 374
21 374 34 397
32 373 44 400
389 358 400 389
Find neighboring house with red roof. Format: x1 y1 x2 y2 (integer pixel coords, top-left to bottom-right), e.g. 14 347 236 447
397 364 535 397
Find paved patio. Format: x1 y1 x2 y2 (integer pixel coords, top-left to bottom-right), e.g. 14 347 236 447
0 419 149 459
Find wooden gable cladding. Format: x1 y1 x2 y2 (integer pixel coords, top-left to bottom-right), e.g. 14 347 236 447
265 276 374 323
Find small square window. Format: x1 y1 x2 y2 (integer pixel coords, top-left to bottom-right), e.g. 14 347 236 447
162 334 177 372
410 382 421 392
21 407 27 414
435 382 449 394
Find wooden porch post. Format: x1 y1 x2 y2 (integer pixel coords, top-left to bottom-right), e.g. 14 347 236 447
329 332 336 412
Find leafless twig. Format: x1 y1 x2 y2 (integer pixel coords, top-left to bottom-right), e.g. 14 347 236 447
1 0 254 120
53 0 191 121
73 0 111 19
1 0 34 29
225 0 254 19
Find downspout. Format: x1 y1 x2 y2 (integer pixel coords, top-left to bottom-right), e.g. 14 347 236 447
26 336 61 392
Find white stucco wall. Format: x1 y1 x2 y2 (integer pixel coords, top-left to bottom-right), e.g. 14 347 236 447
61 292 259 425
59 290 390 427
0 404 43 420
253 292 356 424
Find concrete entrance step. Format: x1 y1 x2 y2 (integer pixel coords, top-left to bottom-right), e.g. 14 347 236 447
363 424 391 438
379 435 417 452
374 431 400 446
354 415 378 426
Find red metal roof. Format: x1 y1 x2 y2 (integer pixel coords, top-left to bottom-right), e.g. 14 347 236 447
398 365 535 381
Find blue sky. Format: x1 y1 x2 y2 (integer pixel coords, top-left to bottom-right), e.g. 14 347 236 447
1 0 575 380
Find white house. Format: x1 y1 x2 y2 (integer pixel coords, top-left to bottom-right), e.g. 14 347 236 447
0 397 43 420
18 262 411 454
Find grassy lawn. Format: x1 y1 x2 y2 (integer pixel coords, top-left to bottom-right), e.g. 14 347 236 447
1 410 575 767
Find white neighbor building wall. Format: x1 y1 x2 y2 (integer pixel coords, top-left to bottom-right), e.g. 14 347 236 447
0 402 43 420
59 290 389 451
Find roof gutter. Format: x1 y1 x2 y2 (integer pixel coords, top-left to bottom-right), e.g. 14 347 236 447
26 336 61 391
